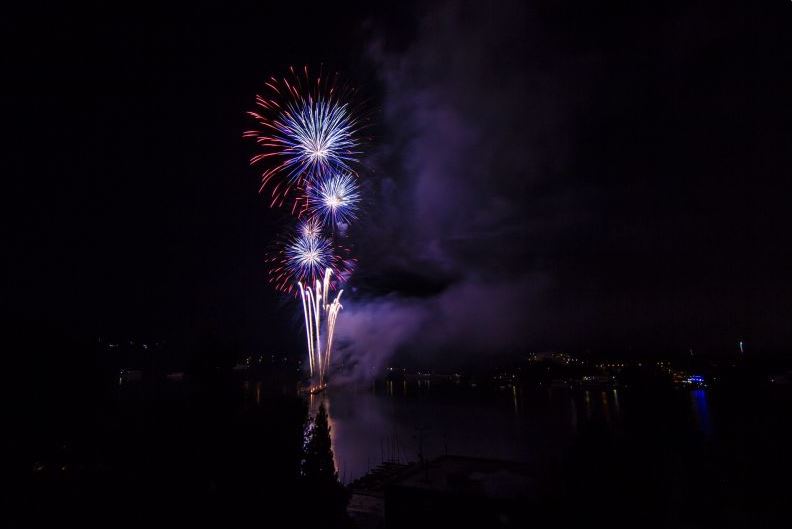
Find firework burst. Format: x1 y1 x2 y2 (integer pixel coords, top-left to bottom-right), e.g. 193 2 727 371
307 172 361 228
286 231 333 275
244 66 361 208
298 216 323 239
266 227 354 296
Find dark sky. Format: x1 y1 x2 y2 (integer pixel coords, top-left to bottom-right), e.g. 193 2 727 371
2 1 789 366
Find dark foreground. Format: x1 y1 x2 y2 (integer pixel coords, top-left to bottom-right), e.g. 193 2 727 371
1 362 789 529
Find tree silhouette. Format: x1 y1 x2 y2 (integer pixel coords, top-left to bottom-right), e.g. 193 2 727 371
302 403 350 527
303 403 337 482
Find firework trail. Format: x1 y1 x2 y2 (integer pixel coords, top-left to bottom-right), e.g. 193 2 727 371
299 268 343 388
307 172 360 229
244 66 361 209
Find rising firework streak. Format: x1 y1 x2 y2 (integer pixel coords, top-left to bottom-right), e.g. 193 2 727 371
299 268 343 389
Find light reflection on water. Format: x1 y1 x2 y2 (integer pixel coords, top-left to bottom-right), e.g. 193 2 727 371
309 382 634 484
691 389 712 435
298 382 718 484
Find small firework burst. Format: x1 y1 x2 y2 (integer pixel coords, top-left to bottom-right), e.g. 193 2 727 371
307 172 361 228
266 227 354 296
298 216 323 239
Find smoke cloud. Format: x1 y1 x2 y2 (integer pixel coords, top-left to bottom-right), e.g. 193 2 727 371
334 1 577 380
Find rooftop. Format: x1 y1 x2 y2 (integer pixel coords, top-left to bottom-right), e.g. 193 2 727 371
388 455 535 501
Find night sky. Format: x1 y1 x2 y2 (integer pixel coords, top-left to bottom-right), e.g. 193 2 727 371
2 1 789 368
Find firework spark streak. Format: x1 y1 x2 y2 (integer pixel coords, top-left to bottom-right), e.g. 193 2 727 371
244 67 361 208
299 268 343 387
307 172 361 228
